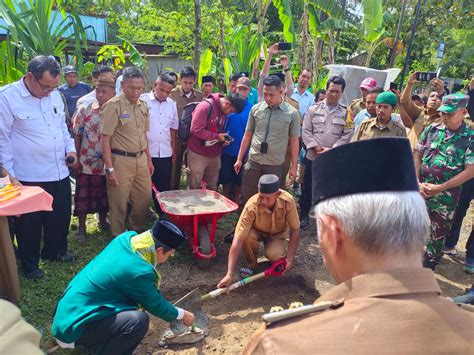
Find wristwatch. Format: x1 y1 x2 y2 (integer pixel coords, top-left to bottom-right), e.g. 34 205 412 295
105 167 114 174
283 68 290 73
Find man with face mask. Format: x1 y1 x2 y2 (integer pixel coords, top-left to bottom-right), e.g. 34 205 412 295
400 72 444 149
351 91 406 142
243 138 474 354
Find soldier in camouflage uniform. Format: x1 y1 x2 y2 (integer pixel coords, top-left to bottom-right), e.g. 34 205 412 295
414 93 474 269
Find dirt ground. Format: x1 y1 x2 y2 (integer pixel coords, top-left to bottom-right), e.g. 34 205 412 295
136 207 474 355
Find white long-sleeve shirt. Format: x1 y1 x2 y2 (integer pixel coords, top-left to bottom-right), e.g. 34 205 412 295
0 78 75 182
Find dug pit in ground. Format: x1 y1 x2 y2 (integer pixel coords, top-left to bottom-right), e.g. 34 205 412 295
136 275 317 354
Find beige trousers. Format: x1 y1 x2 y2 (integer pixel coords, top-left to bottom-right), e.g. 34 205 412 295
107 153 151 236
186 149 221 190
242 228 288 268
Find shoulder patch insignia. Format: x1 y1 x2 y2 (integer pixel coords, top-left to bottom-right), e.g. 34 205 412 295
344 111 354 129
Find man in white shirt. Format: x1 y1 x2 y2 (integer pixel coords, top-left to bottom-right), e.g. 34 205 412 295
141 74 179 214
0 56 78 279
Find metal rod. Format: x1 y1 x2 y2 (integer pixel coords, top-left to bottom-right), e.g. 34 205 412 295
399 0 423 89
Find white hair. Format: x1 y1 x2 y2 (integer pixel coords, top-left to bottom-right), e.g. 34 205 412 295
315 191 429 256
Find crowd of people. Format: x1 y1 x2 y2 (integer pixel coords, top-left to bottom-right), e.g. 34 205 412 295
0 42 473 353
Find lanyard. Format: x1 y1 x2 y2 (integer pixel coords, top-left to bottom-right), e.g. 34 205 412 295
263 108 274 143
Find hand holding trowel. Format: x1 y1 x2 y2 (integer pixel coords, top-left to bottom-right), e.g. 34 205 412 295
160 259 287 345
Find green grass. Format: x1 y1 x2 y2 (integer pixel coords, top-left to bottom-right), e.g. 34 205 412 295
17 196 240 352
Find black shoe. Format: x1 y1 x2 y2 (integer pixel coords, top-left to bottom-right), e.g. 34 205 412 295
24 269 44 280
422 257 437 271
300 216 310 230
224 232 234 244
58 251 77 262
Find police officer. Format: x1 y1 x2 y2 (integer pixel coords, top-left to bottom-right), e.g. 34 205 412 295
101 67 153 237
300 76 353 229
244 138 474 354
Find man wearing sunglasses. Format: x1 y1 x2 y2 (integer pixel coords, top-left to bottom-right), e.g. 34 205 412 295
0 55 78 279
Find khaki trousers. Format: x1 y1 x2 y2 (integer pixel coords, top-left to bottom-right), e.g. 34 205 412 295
0 217 20 302
186 149 221 190
107 153 151 236
242 228 288 268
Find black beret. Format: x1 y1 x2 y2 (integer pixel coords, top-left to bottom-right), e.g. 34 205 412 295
312 138 419 205
258 174 280 194
151 219 187 249
201 75 214 83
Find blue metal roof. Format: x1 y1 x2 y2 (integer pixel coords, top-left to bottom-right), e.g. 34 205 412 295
0 10 107 43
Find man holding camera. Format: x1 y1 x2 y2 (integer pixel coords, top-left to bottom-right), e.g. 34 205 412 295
236 75 300 205
400 72 444 149
187 93 245 190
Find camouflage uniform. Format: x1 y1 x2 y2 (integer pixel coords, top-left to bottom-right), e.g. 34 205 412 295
415 122 474 263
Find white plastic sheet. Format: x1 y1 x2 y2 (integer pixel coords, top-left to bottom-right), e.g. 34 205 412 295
325 64 401 106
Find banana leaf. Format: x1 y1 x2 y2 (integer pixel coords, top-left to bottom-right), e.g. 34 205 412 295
198 48 213 87
362 0 384 43
272 0 295 43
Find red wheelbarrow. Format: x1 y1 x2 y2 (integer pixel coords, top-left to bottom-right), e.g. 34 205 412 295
154 188 238 267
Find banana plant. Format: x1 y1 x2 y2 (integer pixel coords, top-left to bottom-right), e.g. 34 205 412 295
198 48 213 87
362 0 385 67
0 36 25 85
224 25 261 78
272 0 295 44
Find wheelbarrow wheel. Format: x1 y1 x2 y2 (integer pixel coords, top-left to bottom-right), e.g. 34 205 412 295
194 224 211 268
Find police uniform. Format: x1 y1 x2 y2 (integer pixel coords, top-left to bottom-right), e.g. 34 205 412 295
300 101 353 220
351 116 407 142
244 269 474 354
101 94 151 236
169 87 204 190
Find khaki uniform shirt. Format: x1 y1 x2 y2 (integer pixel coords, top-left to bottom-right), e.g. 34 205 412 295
349 97 365 118
235 190 300 241
303 100 353 160
101 94 150 153
400 98 442 150
246 100 300 166
170 86 204 118
0 299 42 354
244 268 474 354
351 117 407 142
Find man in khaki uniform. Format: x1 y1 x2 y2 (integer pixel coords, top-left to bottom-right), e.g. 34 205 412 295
244 138 474 354
351 91 407 142
235 75 300 205
348 77 377 118
218 174 300 287
300 76 353 229
101 67 153 237
169 67 203 190
400 71 444 149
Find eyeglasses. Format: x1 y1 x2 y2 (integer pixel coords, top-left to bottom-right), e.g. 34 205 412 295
31 73 58 93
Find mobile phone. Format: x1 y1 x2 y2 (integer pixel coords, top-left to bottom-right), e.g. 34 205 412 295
416 72 437 82
260 142 268 154
224 134 234 143
389 82 398 91
278 42 292 51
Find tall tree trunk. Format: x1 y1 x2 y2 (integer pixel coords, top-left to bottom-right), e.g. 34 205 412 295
313 38 323 81
328 29 335 64
193 0 202 76
300 1 309 70
219 10 227 58
252 0 271 78
387 0 407 68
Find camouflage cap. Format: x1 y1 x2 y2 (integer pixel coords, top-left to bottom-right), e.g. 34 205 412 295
438 92 469 113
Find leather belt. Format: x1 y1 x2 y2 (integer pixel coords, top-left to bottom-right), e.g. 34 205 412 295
111 149 144 158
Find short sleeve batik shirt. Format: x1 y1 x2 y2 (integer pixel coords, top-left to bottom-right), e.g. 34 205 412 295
73 101 105 175
415 122 474 185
